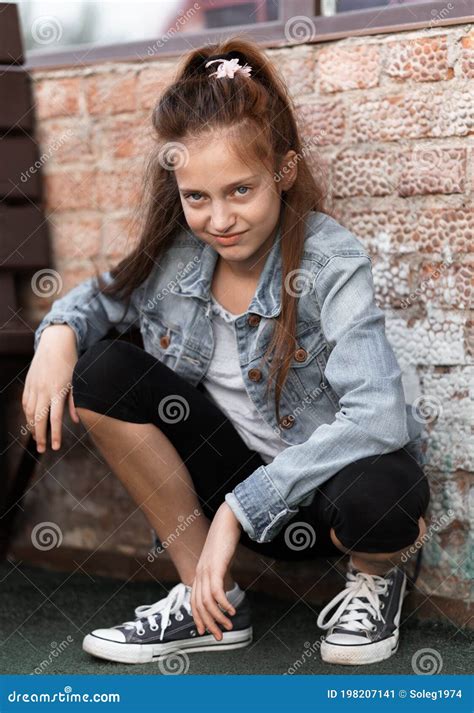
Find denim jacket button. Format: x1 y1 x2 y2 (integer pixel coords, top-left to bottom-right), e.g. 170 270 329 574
247 314 261 327
294 348 307 362
159 335 170 348
279 414 295 429
248 368 262 382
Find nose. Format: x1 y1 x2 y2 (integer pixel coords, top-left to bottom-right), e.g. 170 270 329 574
209 202 236 235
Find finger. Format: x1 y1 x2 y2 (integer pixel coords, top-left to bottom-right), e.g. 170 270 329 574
212 579 236 618
204 580 234 631
34 398 51 453
50 395 66 450
25 394 38 441
191 577 205 635
200 578 226 641
68 390 80 423
21 385 30 420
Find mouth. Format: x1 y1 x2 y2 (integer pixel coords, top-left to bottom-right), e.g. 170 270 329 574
210 231 246 238
210 231 247 246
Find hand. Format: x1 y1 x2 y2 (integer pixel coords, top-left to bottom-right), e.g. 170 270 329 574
22 324 80 453
191 502 242 641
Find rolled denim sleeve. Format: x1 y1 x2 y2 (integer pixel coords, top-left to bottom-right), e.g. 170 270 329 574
34 270 143 354
225 254 410 543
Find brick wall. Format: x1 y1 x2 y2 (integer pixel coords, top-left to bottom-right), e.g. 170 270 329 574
13 25 473 625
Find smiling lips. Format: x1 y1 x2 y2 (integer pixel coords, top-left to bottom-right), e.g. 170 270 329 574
213 234 244 246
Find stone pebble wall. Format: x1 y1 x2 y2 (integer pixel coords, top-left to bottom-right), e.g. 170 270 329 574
18 25 473 612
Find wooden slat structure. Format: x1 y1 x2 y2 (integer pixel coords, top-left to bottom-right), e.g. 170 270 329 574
0 3 51 559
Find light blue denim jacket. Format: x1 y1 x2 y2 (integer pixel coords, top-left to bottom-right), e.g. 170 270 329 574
34 211 425 544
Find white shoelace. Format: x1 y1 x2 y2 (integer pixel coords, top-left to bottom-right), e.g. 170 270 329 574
317 569 392 635
118 583 193 642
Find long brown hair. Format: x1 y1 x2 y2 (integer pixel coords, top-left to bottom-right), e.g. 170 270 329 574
101 37 333 425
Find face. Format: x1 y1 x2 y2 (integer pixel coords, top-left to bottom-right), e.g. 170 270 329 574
174 134 297 278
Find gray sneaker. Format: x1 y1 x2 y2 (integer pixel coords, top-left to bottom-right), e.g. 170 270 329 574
83 582 253 664
317 556 407 665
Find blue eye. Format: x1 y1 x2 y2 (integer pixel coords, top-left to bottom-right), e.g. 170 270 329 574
184 186 251 202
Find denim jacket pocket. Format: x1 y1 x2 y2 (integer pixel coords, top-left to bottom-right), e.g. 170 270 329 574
140 314 183 370
290 326 340 410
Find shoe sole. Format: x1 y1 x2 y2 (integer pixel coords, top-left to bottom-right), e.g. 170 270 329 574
83 627 253 664
321 632 399 665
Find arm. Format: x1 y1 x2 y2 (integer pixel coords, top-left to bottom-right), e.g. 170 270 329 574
34 270 144 355
225 254 410 543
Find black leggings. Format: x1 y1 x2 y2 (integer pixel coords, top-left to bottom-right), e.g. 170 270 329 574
72 339 430 561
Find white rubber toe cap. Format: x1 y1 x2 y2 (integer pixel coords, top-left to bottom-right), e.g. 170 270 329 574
90 628 126 643
325 633 371 645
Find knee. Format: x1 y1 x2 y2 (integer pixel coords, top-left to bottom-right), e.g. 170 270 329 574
331 449 431 551
72 339 136 398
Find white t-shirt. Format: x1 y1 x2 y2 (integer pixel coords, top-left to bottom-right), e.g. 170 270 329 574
201 292 288 465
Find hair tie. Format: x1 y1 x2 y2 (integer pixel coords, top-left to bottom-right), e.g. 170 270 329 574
205 56 252 79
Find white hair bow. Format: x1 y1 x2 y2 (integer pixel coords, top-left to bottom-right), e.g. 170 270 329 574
205 57 252 79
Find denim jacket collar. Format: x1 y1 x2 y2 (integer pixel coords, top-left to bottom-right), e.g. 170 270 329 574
170 218 283 319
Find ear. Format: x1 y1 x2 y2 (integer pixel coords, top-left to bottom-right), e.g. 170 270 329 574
278 150 298 193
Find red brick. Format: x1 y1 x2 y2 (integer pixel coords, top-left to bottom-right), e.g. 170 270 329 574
34 77 81 120
459 30 474 79
51 213 101 261
338 207 473 255
348 94 431 143
93 115 154 160
96 166 143 211
384 37 452 82
137 64 175 111
44 170 98 212
415 260 473 308
317 44 380 93
296 100 345 146
37 120 94 165
273 47 317 96
398 147 466 196
333 148 397 197
86 71 137 116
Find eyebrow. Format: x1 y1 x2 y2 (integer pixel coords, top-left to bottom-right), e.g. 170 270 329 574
178 175 259 193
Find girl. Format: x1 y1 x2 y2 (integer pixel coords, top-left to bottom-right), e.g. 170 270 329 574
23 38 430 668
